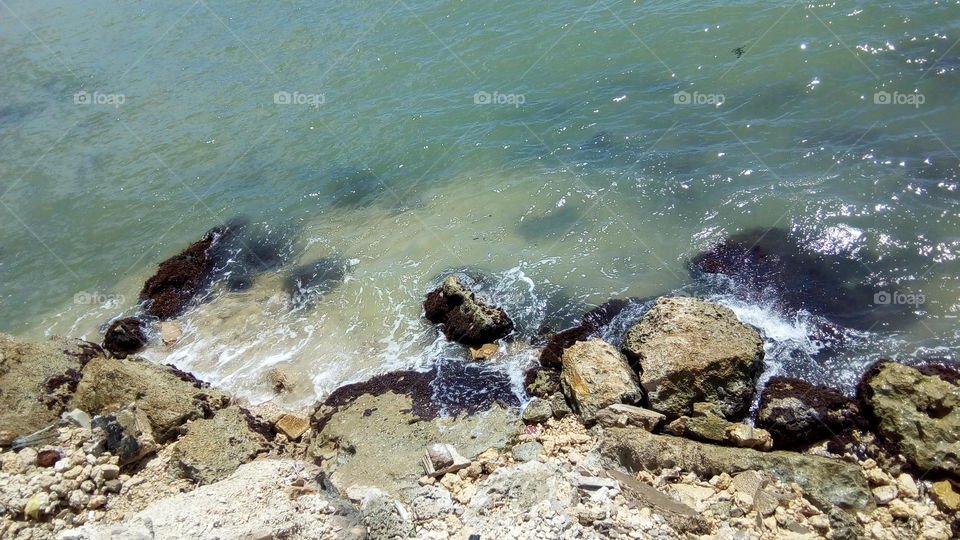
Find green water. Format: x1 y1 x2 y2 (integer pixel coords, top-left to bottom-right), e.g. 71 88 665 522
1 1 958 403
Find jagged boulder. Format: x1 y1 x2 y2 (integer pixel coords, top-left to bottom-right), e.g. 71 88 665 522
757 377 864 449
423 275 513 346
858 361 960 477
102 317 147 358
560 338 643 424
622 296 763 419
72 356 230 442
0 334 103 436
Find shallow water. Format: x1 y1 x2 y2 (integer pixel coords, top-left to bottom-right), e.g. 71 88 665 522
1 1 958 407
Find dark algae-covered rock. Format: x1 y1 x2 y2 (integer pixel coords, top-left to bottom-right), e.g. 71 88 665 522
102 317 147 358
539 298 629 369
423 275 514 346
140 224 235 319
757 376 865 449
282 257 350 308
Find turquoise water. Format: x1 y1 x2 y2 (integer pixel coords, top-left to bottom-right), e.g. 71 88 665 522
1 1 958 404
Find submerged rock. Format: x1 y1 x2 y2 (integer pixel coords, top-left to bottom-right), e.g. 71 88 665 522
622 296 763 419
102 317 147 358
756 376 865 449
858 361 960 477
140 224 236 319
423 275 514 346
282 257 350 309
560 338 643 424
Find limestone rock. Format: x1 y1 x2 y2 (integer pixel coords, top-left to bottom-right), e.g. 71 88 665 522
90 403 159 465
622 297 763 419
606 469 708 533
725 423 774 451
169 406 270 485
275 414 309 440
930 480 960 512
859 361 960 476
408 485 454 521
521 398 552 424
469 461 571 511
360 489 414 540
423 275 514 346
666 414 730 444
757 376 864 448
595 404 665 431
73 355 230 442
422 443 470 477
469 343 499 361
511 441 543 462
560 338 643 424
0 334 102 436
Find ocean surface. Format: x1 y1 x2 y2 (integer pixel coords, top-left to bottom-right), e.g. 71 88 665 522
1 0 958 409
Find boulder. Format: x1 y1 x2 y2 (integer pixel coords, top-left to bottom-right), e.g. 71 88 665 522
622 296 763 419
858 361 960 477
169 406 271 485
90 403 159 465
511 441 543 462
423 275 514 346
72 356 230 442
539 299 630 369
600 427 874 530
595 404 665 431
665 414 730 444
725 423 774 451
757 376 864 448
102 317 147 358
468 461 571 511
0 334 103 436
521 398 553 424
560 338 643 424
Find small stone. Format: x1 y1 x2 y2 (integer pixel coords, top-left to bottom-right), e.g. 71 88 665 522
81 480 95 493
37 450 62 468
103 479 122 494
24 493 48 520
895 473 918 499
930 480 960 512
61 409 92 429
807 514 830 533
511 441 543 462
872 485 897 505
725 423 774 451
422 443 470 477
596 404 666 432
99 464 120 481
0 431 16 448
54 459 71 473
522 398 553 424
88 495 106 510
158 321 182 346
18 446 38 466
469 343 499 361
550 393 572 419
275 414 309 440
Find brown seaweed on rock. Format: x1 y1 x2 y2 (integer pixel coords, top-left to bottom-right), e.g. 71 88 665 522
423 275 514 347
538 298 630 370
102 317 148 358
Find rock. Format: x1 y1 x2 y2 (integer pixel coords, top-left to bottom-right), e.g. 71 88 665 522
725 423 774 451
283 257 350 309
622 297 763 419
275 414 309 440
90 403 159 465
99 464 121 480
606 469 709 533
423 275 514 346
102 317 147 358
895 473 918 499
600 427 874 521
469 461 571 511
666 414 730 444
872 485 898 505
511 441 543 462
538 299 630 369
930 480 960 512
859 361 960 476
169 406 270 485
73 355 230 442
756 377 864 449
0 431 15 448
422 443 471 477
469 343 499 361
158 321 182 346
0 334 102 436
19 446 38 466
61 409 92 429
521 398 552 424
549 393 572 419
595 404 666 431
360 490 414 540
24 492 48 520
560 338 643 424
524 367 560 397
408 485 454 521
140 224 235 319
36 449 61 467
269 366 294 394
692 401 725 418
570 475 619 491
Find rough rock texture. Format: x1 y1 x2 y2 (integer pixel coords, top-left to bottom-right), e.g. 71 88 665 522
859 361 960 477
0 334 102 436
622 296 764 419
560 338 643 424
139 224 233 319
665 414 730 444
423 275 514 346
90 403 158 466
72 355 230 442
757 376 864 449
61 459 364 540
600 427 874 534
725 423 774 451
538 299 629 369
595 404 665 432
169 406 271 485
101 317 147 358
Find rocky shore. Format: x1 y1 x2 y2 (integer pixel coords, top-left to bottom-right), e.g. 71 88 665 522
1 247 959 538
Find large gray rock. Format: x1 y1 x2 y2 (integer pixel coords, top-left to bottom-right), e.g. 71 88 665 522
859 361 960 477
622 296 763 419
73 356 230 442
600 427 873 533
560 338 643 424
0 334 102 436
169 406 270 485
